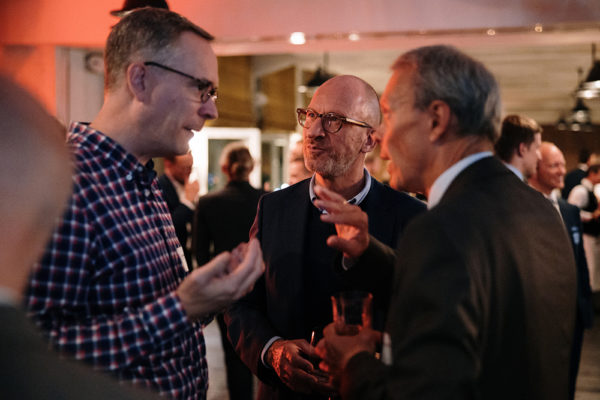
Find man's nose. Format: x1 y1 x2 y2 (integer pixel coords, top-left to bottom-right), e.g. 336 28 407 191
199 98 218 120
304 119 325 139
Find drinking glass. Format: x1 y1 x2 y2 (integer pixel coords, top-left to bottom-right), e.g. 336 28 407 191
330 290 373 335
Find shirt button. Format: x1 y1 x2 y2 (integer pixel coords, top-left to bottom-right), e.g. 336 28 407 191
126 173 133 181
144 189 151 197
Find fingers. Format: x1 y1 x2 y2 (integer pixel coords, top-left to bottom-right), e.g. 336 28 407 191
370 328 383 346
325 235 356 258
297 337 317 357
225 239 264 298
314 197 356 217
195 251 231 280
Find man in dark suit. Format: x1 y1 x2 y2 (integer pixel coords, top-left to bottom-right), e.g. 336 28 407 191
529 141 594 399
225 75 426 399
562 149 593 199
157 153 198 268
317 45 576 400
0 76 157 399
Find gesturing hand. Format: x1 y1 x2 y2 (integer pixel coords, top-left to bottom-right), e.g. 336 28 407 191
266 339 336 396
315 323 381 385
313 185 369 259
177 238 264 319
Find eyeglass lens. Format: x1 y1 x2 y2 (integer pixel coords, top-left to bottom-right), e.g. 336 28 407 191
299 109 343 133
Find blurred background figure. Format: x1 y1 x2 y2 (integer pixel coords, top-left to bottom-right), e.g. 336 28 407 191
563 149 597 199
494 114 542 181
193 142 264 400
529 142 593 400
568 164 600 311
110 0 169 17
158 153 199 269
0 76 157 399
288 155 312 185
287 139 312 186
364 145 390 185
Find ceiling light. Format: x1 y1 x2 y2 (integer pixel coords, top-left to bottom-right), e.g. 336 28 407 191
575 44 600 100
289 32 306 45
557 98 593 132
348 32 360 41
298 53 335 95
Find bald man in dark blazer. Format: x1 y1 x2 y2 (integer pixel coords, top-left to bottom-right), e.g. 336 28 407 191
225 75 425 400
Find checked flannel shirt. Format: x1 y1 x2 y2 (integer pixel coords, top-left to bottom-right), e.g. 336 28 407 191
25 122 208 399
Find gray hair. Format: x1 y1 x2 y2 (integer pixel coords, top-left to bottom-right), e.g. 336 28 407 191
392 45 502 143
104 7 213 91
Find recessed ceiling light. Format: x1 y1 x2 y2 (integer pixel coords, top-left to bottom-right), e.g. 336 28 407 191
290 32 306 45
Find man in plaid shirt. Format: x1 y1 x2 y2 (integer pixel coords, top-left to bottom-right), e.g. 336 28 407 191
24 8 264 400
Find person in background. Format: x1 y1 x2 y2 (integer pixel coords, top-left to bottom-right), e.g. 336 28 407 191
193 142 264 400
289 154 313 185
288 139 313 186
24 9 264 399
158 153 199 268
225 75 425 399
364 145 389 185
494 114 542 181
0 76 159 399
563 149 595 199
529 141 594 400
316 45 576 400
568 164 600 312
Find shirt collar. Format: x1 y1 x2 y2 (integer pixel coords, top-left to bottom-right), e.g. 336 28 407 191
68 122 156 187
503 162 524 181
581 177 594 191
309 168 372 212
428 151 493 209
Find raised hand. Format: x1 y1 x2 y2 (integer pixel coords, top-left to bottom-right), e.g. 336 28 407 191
315 323 381 385
313 185 370 259
177 238 264 319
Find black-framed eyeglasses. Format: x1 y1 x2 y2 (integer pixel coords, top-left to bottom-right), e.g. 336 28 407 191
296 108 372 134
144 61 218 103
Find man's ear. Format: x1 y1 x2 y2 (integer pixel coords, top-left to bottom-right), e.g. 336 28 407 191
428 100 452 143
361 129 378 153
517 142 528 158
126 63 149 101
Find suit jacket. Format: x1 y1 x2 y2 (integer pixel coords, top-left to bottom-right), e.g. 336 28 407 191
0 305 158 399
562 167 586 199
558 198 594 328
225 177 425 399
157 174 194 267
193 180 264 265
341 157 577 400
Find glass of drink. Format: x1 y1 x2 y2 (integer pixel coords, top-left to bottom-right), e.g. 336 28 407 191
330 291 373 335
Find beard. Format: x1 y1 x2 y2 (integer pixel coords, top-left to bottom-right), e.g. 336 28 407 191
305 149 357 179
